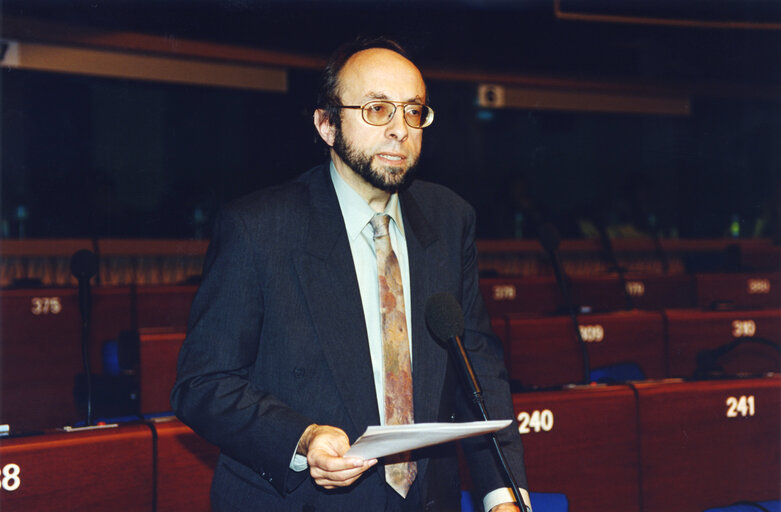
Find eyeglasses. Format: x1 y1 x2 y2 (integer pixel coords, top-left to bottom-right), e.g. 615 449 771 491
339 101 435 129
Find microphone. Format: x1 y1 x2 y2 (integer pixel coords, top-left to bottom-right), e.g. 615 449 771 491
70 249 98 426
425 292 480 402
425 292 525 510
538 223 591 384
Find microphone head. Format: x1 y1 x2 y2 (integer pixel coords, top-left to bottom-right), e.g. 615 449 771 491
425 292 465 343
70 249 98 280
538 222 561 252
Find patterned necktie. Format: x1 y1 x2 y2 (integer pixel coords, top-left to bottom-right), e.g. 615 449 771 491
370 213 417 498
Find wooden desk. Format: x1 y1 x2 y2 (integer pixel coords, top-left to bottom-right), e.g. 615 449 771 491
513 385 640 512
0 287 132 431
506 310 666 388
0 423 154 511
480 276 560 316
135 285 197 331
665 309 781 378
480 273 697 317
570 274 696 312
634 377 781 511
138 332 186 415
696 273 781 309
151 418 218 512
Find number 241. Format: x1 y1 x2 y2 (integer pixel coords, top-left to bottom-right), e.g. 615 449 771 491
726 395 755 418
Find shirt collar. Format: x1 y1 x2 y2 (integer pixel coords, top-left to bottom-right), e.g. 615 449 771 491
330 161 405 241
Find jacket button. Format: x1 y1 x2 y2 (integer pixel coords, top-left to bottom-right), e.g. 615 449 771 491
293 368 306 378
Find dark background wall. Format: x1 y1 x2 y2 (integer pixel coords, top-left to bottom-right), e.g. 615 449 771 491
2 0 779 240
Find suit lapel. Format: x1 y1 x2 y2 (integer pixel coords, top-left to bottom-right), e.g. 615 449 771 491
292 166 380 437
400 187 448 484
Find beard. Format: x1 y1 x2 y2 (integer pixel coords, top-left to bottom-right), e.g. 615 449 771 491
332 127 420 193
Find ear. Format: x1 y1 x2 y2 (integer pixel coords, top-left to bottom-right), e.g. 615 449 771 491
313 109 336 147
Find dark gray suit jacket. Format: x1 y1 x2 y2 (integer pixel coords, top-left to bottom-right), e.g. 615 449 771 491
171 163 527 511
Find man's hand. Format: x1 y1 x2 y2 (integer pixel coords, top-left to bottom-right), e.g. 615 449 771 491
297 424 377 489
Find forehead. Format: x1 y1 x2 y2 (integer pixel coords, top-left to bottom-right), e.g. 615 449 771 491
338 48 426 102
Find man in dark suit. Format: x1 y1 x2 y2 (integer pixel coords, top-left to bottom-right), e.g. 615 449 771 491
171 37 530 512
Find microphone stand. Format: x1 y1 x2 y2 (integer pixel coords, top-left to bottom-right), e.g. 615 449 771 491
71 250 98 426
79 282 93 426
540 224 591 384
447 335 526 510
595 222 635 310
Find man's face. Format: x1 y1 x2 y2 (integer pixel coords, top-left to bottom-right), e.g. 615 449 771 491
329 48 426 193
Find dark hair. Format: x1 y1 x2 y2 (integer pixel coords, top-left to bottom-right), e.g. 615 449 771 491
316 36 412 128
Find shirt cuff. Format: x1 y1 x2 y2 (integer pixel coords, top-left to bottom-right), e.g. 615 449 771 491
483 487 532 512
290 452 308 472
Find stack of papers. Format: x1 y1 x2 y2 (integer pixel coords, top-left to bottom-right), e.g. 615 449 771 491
345 419 512 459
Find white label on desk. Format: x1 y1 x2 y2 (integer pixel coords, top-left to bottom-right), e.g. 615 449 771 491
1 463 20 491
626 281 646 297
517 409 554 434
726 395 755 418
747 279 771 294
731 320 756 338
31 297 62 315
492 285 516 301
580 324 605 343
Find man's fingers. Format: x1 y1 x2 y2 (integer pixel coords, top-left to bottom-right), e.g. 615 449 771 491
309 450 363 472
301 424 378 488
310 459 377 488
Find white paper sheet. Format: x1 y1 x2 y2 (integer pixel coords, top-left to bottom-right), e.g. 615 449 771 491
344 419 512 459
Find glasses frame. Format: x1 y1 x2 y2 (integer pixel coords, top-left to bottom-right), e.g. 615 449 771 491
338 100 435 129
